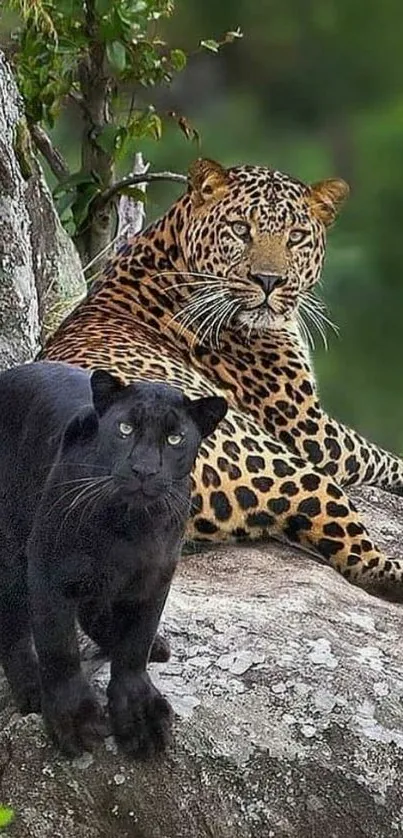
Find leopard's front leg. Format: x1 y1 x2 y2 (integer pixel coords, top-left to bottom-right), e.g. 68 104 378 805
188 408 403 601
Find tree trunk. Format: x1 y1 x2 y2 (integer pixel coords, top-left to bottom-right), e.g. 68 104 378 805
0 51 85 364
75 0 115 269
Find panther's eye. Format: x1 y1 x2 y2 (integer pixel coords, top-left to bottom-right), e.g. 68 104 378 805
288 229 307 246
119 421 133 437
231 220 250 240
167 432 184 447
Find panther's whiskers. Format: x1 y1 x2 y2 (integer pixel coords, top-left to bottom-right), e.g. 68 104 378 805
164 489 189 530
46 478 111 519
76 481 115 534
58 477 114 533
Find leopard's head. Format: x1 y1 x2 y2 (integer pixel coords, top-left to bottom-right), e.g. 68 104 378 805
178 158 349 337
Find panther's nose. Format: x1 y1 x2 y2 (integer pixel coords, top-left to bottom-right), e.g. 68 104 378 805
131 465 158 480
252 274 285 295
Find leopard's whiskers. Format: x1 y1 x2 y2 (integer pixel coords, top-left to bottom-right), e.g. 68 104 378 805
298 291 338 350
212 298 242 347
296 310 315 350
168 288 231 344
194 292 232 347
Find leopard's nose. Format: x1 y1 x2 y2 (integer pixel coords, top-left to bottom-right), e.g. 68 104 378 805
252 274 285 294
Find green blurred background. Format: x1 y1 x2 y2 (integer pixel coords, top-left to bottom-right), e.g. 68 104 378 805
3 0 403 451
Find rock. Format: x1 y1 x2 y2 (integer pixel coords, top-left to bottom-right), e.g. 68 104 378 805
0 50 85 366
1 484 403 837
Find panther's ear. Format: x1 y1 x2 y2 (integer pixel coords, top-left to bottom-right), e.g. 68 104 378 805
62 408 99 450
188 396 228 438
308 178 350 227
188 158 230 207
90 369 126 416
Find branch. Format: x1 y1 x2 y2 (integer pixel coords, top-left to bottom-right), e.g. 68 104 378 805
67 90 92 119
30 124 70 181
115 152 149 247
98 171 187 208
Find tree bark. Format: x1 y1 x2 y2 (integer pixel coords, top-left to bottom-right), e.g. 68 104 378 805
113 152 149 254
75 0 115 268
0 50 85 362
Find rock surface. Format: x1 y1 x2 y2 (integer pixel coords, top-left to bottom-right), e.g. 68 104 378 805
0 51 84 367
1 484 403 837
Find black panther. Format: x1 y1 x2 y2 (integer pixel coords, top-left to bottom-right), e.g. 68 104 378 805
0 361 227 757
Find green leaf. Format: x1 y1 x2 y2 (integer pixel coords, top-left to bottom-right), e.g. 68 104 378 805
106 41 127 73
95 0 111 13
62 215 77 237
56 0 77 16
117 186 146 201
56 190 76 216
72 182 100 229
0 807 14 829
126 109 162 141
95 125 120 154
200 39 219 54
148 112 162 140
53 172 95 198
170 49 187 71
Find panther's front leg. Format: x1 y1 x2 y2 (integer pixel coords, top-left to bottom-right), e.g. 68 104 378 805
28 546 107 756
188 407 403 600
107 586 173 757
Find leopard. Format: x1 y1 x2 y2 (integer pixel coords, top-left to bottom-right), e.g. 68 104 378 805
42 157 403 601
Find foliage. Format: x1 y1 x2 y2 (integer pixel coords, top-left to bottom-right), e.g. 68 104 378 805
3 0 241 257
0 806 14 829
9 0 181 127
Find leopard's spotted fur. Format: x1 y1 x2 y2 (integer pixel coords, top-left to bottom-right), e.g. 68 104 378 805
42 159 403 599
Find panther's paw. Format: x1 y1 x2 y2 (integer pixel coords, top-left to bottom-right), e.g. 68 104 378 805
42 673 108 757
107 671 173 758
149 633 171 663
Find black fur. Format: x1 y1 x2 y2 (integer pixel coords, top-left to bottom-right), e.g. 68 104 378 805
0 361 226 757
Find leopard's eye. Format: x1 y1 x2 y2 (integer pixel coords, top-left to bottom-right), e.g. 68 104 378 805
167 432 184 447
119 421 133 437
231 220 250 240
288 229 307 245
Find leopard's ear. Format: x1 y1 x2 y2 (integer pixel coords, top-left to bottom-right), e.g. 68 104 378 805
188 158 230 207
308 178 350 227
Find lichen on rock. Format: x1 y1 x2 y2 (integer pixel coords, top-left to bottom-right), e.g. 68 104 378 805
1 485 403 837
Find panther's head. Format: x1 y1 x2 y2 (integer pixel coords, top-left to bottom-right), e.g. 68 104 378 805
178 158 349 336
60 370 227 519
